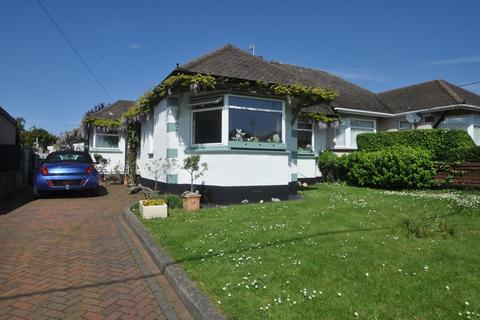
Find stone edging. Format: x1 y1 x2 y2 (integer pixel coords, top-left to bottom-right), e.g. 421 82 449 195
123 208 224 320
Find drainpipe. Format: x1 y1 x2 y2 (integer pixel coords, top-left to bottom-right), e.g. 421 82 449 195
433 111 449 129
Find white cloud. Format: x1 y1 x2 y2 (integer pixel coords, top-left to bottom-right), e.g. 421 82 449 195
427 56 480 65
129 43 144 49
330 68 386 82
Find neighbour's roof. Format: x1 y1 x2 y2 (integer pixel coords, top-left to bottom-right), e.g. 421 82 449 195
377 80 480 113
0 106 17 126
91 100 135 120
179 44 389 113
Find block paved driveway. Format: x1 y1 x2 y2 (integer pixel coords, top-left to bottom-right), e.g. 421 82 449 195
0 185 192 320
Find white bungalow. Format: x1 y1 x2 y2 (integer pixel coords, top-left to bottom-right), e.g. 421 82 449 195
134 44 480 204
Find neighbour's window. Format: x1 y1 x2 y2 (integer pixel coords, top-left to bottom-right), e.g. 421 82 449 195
398 120 412 131
297 121 313 151
192 98 223 144
439 116 469 130
350 119 375 148
228 96 283 143
335 121 347 146
95 132 119 149
473 116 480 145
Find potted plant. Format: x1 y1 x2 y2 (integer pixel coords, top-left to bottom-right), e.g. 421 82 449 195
182 155 208 211
139 198 168 219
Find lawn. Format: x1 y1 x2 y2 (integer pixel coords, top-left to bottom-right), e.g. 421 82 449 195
139 184 480 319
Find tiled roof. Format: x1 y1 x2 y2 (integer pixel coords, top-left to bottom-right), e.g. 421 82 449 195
377 80 480 113
180 44 388 113
92 100 135 120
179 44 480 115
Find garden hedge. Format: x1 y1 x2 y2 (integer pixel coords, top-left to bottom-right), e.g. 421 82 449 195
356 129 475 160
436 146 480 163
346 147 435 189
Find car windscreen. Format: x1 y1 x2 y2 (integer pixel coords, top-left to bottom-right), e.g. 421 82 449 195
44 152 93 163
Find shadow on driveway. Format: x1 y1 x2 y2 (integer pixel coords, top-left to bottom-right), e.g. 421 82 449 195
0 186 109 215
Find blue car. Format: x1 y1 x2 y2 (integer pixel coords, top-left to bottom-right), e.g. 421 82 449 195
34 151 100 197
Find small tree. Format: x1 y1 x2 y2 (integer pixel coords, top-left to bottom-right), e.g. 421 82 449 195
182 155 208 193
145 158 176 191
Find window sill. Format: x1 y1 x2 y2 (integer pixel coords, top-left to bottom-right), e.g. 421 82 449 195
297 150 315 158
228 141 286 150
185 146 290 155
90 148 123 154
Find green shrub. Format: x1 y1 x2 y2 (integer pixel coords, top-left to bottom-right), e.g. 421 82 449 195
318 151 350 181
356 129 475 160
163 194 183 209
437 145 480 163
346 147 435 189
318 151 338 181
148 193 183 209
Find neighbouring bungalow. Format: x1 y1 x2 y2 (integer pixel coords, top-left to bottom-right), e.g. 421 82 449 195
131 44 480 204
0 106 18 145
83 100 134 173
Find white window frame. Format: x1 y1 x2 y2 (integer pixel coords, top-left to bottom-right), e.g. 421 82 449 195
93 131 120 149
297 120 314 151
398 120 412 131
190 94 286 147
334 117 376 149
190 99 225 147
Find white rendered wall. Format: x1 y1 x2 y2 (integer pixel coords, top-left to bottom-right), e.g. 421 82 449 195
297 158 317 180
138 94 294 187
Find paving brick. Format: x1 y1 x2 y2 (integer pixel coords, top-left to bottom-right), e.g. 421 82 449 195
0 185 191 319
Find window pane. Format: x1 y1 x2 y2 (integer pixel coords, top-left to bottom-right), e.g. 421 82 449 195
335 127 346 146
298 130 313 149
351 119 374 129
193 109 222 144
229 96 282 111
95 135 119 148
229 109 282 142
441 116 468 126
351 129 374 148
398 120 411 131
474 116 480 126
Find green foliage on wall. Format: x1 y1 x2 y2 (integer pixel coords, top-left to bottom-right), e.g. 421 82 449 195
356 129 475 160
81 116 122 130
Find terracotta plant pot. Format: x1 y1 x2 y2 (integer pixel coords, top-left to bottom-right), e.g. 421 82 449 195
182 193 202 211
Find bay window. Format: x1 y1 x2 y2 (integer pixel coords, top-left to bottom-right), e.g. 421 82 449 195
191 95 285 148
94 131 119 149
297 121 313 151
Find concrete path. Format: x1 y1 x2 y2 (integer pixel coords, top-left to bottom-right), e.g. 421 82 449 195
0 185 191 320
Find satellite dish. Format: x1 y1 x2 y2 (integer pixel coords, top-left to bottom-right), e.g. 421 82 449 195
406 113 422 124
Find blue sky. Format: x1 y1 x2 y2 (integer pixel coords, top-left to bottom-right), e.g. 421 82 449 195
1 0 480 134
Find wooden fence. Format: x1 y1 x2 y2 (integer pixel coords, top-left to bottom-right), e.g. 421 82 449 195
435 163 480 188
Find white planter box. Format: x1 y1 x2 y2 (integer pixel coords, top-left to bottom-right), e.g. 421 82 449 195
139 200 168 219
